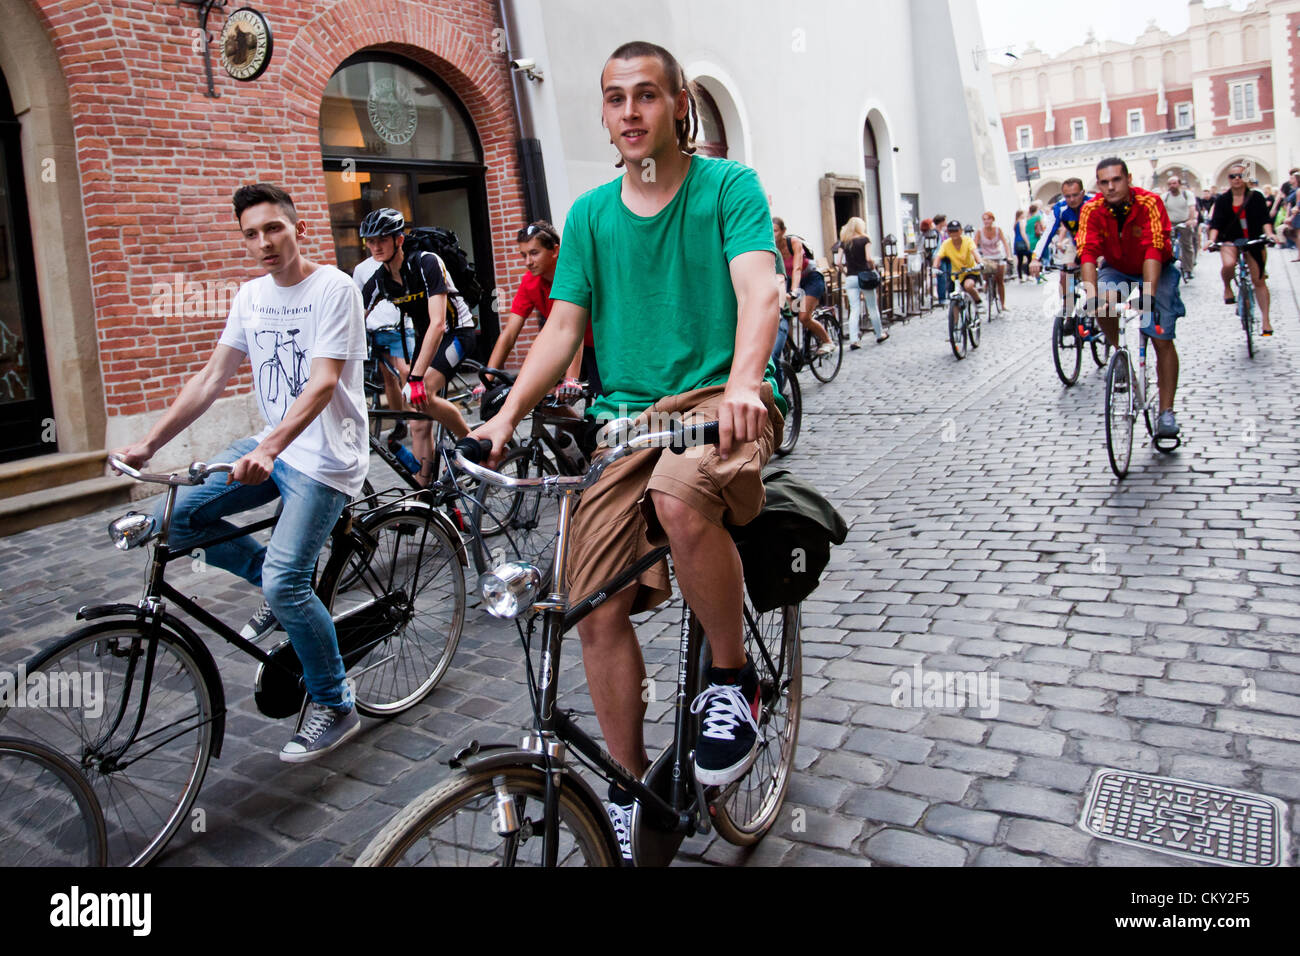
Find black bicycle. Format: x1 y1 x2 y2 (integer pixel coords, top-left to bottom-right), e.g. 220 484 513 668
947 268 982 360
356 423 802 867
1050 264 1084 386
0 456 466 866
1210 237 1272 359
0 735 107 866
784 294 843 384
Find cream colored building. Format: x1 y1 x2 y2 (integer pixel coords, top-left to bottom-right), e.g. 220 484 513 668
992 0 1298 204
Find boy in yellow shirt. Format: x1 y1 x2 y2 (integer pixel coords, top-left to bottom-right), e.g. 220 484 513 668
933 220 983 305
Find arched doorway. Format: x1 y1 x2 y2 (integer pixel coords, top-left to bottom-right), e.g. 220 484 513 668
693 85 728 159
320 53 495 352
862 121 885 247
0 68 54 462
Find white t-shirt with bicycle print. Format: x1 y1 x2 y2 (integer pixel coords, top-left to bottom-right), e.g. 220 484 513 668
218 266 369 497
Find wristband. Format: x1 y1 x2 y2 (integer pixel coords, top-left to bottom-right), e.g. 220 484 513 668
408 374 424 382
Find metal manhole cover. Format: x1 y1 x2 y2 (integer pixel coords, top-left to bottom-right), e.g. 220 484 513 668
1080 769 1289 867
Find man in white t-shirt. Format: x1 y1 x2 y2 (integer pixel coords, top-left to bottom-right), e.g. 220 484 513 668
1162 175 1197 279
113 183 368 762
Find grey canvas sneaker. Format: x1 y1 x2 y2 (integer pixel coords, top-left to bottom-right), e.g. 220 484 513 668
280 681 360 763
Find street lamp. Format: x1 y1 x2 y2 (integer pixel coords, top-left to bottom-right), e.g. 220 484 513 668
1148 154 1159 189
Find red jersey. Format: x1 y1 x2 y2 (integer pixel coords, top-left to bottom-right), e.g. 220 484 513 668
1076 186 1173 275
511 270 593 346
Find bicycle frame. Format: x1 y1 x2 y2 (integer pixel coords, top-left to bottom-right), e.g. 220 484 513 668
455 433 789 865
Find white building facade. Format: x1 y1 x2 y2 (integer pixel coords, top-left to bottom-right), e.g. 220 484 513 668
504 0 1021 260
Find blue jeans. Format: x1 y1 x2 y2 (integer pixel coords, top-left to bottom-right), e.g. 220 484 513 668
154 437 351 707
936 260 952 303
1097 262 1185 340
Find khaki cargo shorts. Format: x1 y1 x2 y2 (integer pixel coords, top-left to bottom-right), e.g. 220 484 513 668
564 383 783 614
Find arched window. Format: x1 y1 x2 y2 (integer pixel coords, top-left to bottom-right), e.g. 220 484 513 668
1072 66 1086 101
693 85 728 159
1010 76 1023 112
1162 51 1176 84
1208 31 1223 68
320 54 492 327
1242 25 1257 62
1037 72 1049 105
1102 61 1115 92
1132 56 1146 92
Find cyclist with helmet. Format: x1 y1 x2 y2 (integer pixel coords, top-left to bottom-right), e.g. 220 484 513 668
358 208 474 484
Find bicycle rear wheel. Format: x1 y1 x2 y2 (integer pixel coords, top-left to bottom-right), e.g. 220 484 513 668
1052 312 1082 386
808 309 843 383
0 622 214 867
948 300 967 360
0 736 107 866
699 602 801 845
1104 350 1134 479
355 766 615 866
322 505 466 717
774 361 801 458
1090 332 1111 368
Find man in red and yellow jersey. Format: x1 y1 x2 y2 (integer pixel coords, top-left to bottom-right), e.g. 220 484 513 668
1078 156 1185 439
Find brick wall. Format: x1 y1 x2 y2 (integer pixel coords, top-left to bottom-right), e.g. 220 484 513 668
1001 87 1193 152
31 0 527 418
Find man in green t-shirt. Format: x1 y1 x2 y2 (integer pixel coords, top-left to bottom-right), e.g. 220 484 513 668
471 40 782 862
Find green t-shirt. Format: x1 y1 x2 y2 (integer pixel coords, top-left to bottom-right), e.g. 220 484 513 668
550 155 782 421
1027 213 1043 244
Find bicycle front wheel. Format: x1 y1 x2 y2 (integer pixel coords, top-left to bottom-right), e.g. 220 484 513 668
948 300 967 360
355 766 616 866
0 736 107 866
0 622 214 867
774 361 801 458
473 446 560 588
1052 312 1082 386
1104 350 1134 479
323 506 466 717
1241 282 1255 359
808 309 843 383
967 301 982 349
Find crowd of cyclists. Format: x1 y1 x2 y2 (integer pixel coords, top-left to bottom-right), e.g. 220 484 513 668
82 32 1292 867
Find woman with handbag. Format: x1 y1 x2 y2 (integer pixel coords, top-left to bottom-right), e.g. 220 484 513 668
838 217 887 348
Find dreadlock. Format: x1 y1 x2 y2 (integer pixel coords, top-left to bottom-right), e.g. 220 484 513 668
604 41 699 168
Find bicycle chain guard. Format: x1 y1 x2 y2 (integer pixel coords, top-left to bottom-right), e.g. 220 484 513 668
629 750 689 867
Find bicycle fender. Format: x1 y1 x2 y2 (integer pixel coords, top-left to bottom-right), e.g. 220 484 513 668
67 606 228 760
363 501 469 568
450 746 617 851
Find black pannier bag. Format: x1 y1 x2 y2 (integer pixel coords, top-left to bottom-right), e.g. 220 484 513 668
730 466 848 613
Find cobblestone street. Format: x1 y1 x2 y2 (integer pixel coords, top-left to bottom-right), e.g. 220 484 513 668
2 251 1298 867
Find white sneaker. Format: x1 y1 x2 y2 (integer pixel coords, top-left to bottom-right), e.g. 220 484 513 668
815 341 836 357
605 801 634 864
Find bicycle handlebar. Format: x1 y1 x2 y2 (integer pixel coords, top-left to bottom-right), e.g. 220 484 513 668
108 456 235 486
1207 237 1273 251
453 419 721 493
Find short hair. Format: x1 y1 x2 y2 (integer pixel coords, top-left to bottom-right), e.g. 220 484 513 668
772 216 786 231
604 42 697 167
1096 157 1129 177
233 183 297 223
1028 203 1038 213
517 220 559 249
1062 177 1085 192
933 214 947 224
983 211 995 221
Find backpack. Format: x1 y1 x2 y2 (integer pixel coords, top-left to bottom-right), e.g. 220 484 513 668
730 466 848 613
786 234 816 264
403 226 483 305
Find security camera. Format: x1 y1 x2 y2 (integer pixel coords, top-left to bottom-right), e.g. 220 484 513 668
510 57 544 82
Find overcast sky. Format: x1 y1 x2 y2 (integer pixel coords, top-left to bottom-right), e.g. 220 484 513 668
976 0 1253 58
